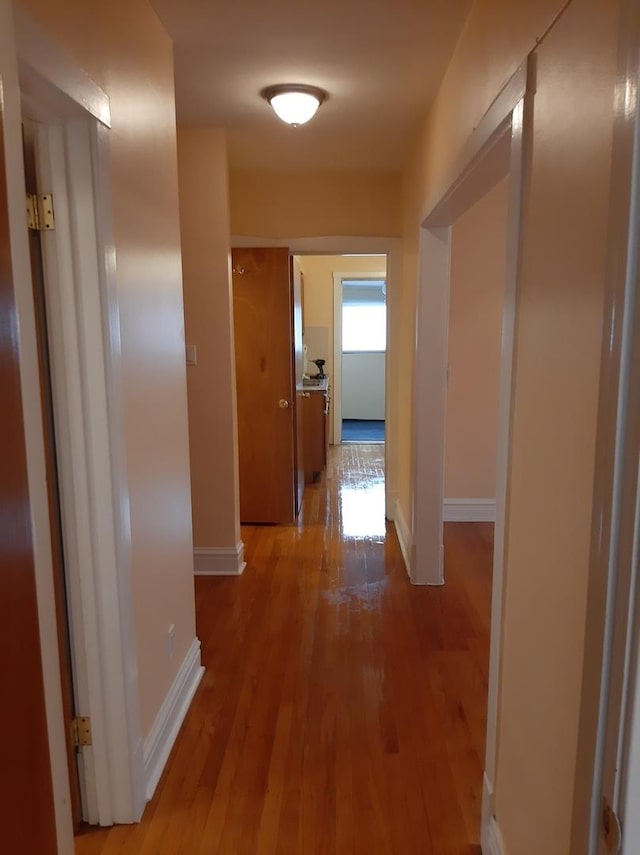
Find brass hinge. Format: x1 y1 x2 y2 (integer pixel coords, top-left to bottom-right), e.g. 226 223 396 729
71 716 92 749
26 193 55 231
602 798 622 853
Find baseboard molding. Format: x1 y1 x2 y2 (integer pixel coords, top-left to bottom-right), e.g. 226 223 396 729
482 817 506 855
194 541 246 575
143 637 205 801
481 773 506 855
444 499 496 522
392 500 413 580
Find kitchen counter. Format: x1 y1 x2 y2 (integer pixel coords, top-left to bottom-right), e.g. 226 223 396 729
298 376 329 392
299 378 330 483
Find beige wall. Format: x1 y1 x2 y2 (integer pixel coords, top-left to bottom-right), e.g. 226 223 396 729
230 170 402 238
495 1 618 851
22 0 197 737
299 254 387 387
177 127 241 551
398 0 619 850
445 177 508 499
397 0 565 537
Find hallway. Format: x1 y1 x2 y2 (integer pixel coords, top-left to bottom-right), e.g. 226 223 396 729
76 445 492 854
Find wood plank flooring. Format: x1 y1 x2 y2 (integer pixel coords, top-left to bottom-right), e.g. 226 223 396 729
76 445 492 854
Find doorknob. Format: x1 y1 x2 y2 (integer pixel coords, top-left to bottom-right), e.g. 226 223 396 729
279 399 290 409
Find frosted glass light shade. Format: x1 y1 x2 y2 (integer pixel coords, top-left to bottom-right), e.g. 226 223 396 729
270 92 320 125
262 85 327 127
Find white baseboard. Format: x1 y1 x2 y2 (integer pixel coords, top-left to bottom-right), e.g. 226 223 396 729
482 817 506 855
194 541 246 575
444 498 496 522
481 773 506 855
392 500 413 580
143 637 205 801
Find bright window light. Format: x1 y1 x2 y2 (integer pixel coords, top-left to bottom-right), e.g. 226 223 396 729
342 304 387 352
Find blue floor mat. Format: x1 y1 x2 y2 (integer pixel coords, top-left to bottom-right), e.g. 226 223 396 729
342 419 385 442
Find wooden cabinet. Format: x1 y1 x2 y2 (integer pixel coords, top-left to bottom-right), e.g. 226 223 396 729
302 389 329 483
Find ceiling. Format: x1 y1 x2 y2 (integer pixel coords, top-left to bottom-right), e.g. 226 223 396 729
152 0 472 172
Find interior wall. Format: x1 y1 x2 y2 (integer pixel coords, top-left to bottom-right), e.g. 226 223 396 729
494 1 619 851
399 0 619 850
397 0 567 547
177 126 241 552
342 353 385 420
445 176 508 499
298 253 386 384
19 0 197 738
230 170 402 238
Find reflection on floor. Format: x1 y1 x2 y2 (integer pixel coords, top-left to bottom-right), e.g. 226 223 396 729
76 443 493 855
338 443 386 539
341 418 385 443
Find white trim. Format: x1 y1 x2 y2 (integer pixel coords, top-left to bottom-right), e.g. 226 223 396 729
483 91 530 819
194 542 246 576
333 272 343 443
482 819 506 855
392 500 414 581
413 58 532 843
423 63 526 226
443 499 496 522
231 235 398 253
0 5 74 850
35 118 146 825
332 270 386 444
143 638 205 801
413 225 450 586
12 21 149 830
577 5 640 851
385 490 398 521
481 773 506 854
14 5 111 128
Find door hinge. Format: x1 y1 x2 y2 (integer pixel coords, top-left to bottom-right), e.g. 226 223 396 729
71 716 92 749
602 799 622 853
26 193 55 231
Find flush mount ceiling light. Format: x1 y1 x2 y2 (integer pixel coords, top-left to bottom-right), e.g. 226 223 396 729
261 84 327 127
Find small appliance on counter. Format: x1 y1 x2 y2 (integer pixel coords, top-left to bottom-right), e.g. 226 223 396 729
311 358 326 379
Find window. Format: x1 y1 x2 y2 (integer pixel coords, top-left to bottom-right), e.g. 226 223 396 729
342 280 386 352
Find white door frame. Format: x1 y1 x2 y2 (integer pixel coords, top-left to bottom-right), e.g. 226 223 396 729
231 236 401 519
569 1 640 851
331 270 386 444
3 3 146 839
411 60 532 849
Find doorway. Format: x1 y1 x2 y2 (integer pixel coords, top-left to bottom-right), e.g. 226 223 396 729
232 238 401 545
412 62 530 850
443 178 509 523
337 276 387 445
22 118 83 831
10 23 147 835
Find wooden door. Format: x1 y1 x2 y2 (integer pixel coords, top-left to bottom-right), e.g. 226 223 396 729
23 120 82 829
0 101 57 853
232 247 298 523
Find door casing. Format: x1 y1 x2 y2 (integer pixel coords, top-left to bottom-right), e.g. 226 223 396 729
1 3 147 844
331 269 386 445
570 1 640 850
231 236 402 524
411 61 531 852
0 55 58 855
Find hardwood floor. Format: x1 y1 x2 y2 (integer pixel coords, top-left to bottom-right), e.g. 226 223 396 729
76 445 492 854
